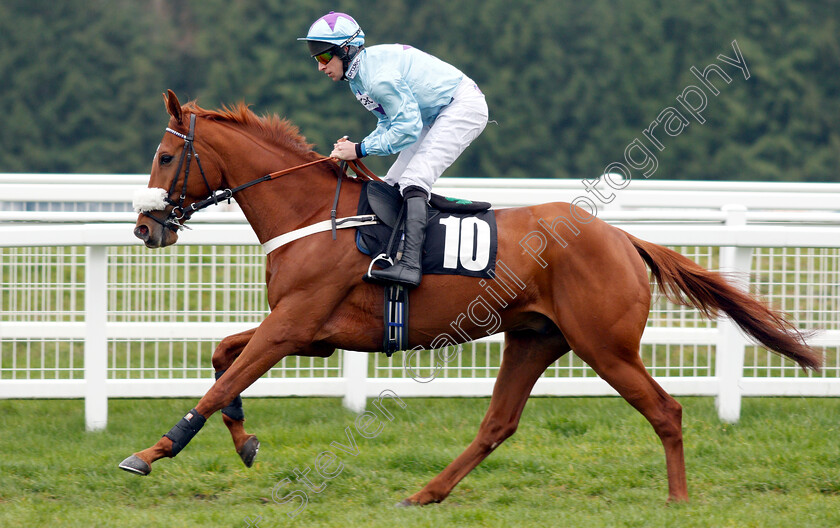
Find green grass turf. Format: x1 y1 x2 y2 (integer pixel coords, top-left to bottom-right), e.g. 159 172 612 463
1 396 838 527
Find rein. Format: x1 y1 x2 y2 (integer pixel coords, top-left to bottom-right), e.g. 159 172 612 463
176 156 338 227
149 113 380 232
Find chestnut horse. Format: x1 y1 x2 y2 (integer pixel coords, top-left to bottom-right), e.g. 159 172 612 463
120 90 820 504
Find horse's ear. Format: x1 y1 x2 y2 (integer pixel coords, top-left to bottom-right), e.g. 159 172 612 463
164 89 183 125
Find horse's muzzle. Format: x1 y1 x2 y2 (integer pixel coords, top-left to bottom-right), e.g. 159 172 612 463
134 224 150 242
134 216 178 248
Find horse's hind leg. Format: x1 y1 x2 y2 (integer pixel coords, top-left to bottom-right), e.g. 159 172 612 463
212 327 260 467
574 341 687 502
401 331 569 506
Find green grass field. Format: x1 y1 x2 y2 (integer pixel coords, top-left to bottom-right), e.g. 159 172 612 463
1 396 839 527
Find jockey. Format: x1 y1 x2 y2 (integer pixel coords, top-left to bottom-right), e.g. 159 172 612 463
300 11 489 288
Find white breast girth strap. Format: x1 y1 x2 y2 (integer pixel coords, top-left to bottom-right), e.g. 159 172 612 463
261 214 379 254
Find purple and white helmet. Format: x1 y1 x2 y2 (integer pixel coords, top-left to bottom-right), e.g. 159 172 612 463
298 12 365 57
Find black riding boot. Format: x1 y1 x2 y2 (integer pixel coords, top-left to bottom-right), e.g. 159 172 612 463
369 188 428 288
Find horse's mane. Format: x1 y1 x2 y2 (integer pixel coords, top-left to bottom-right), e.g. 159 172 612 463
182 101 319 160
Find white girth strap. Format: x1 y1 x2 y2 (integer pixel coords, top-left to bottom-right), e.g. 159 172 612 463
262 214 379 254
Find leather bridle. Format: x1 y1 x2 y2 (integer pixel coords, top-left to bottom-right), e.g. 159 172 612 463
146 113 341 232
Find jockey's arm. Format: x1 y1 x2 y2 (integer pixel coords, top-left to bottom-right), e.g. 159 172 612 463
358 73 423 156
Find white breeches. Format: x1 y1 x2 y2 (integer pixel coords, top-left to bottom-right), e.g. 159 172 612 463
383 77 489 197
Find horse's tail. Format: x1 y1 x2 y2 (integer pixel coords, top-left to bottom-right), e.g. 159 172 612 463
624 231 822 371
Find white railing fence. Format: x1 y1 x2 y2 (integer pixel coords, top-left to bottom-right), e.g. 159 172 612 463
1 176 839 430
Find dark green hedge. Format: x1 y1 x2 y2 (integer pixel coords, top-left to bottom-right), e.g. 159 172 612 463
1 0 837 181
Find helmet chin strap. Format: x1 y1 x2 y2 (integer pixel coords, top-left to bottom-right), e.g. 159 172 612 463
332 27 364 80
338 45 363 80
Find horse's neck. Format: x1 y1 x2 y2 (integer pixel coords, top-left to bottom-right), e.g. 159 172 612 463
210 131 338 244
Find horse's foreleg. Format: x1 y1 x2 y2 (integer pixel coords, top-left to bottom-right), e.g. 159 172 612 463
212 328 260 467
401 332 568 506
120 316 312 476
118 417 193 475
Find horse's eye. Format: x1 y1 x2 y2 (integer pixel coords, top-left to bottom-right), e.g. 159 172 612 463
160 154 174 165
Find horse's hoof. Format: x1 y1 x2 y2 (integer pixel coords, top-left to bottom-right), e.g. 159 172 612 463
118 454 151 476
395 499 416 508
237 435 260 468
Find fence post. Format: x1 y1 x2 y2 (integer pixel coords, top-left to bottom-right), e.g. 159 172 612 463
342 351 369 413
85 246 108 431
715 205 752 423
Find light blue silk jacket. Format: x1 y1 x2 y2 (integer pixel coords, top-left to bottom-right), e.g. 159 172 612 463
346 44 464 156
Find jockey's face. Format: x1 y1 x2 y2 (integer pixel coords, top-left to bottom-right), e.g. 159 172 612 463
318 50 344 82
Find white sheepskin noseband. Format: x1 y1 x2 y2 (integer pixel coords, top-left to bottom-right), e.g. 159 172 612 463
132 187 169 213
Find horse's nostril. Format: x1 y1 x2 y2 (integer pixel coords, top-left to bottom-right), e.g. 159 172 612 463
134 225 150 241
